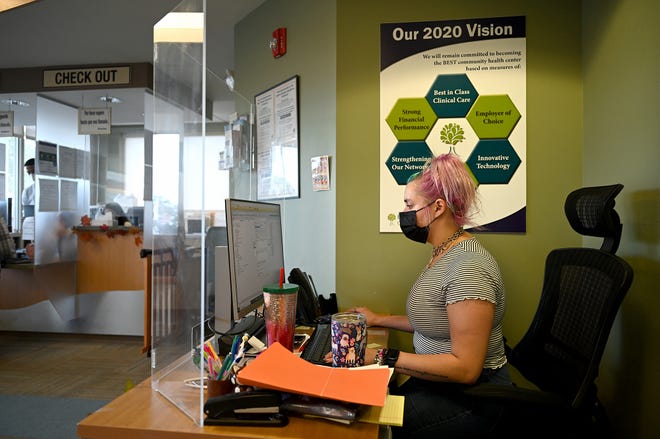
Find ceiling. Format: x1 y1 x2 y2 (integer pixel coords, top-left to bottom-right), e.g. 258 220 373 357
0 0 265 128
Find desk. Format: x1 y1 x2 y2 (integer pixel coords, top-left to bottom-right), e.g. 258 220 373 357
78 327 390 439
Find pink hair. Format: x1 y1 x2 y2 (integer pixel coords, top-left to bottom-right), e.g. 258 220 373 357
415 154 478 227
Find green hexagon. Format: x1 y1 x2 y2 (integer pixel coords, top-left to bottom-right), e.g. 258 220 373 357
466 95 521 139
386 98 438 141
466 139 521 184
385 141 433 185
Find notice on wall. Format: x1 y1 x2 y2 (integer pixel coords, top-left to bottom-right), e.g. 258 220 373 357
255 76 300 200
380 16 526 233
78 108 112 135
58 146 77 178
38 179 59 212
60 180 78 211
37 140 58 176
311 155 330 191
0 111 14 136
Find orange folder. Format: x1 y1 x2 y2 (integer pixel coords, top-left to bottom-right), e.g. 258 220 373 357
237 342 390 407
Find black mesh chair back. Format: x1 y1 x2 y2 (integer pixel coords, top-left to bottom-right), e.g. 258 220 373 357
465 184 634 437
509 247 633 410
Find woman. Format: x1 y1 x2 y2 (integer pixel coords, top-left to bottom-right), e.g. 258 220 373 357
353 153 510 437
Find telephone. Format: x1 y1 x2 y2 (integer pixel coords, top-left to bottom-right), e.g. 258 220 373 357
288 268 322 324
204 390 288 426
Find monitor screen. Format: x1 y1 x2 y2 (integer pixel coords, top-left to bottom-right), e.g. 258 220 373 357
225 198 284 321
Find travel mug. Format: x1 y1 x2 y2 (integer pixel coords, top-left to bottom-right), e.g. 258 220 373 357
263 283 299 351
331 312 367 367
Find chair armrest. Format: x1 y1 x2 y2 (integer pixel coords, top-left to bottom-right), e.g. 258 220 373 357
463 383 568 410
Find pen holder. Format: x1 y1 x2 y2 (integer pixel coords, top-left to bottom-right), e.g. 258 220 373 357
207 379 235 398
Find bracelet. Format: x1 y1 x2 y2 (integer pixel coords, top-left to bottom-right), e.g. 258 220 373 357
374 348 387 366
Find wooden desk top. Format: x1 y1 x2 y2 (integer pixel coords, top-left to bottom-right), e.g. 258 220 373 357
77 378 379 439
78 327 390 439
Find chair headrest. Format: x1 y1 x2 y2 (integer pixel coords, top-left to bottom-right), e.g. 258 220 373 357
564 184 624 254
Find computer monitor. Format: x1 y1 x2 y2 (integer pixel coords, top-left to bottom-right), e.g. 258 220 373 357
224 198 285 323
205 226 227 315
0 198 13 232
126 206 144 227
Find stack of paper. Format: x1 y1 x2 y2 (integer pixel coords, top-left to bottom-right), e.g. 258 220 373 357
237 342 391 407
359 394 405 426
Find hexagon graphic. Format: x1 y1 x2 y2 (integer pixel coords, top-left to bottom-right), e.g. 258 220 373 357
386 98 438 141
466 139 521 184
385 141 434 185
425 74 478 118
466 94 521 139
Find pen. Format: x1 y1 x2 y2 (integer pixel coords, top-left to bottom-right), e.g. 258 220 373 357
208 356 216 379
204 341 220 365
232 334 249 367
218 353 233 379
230 334 240 358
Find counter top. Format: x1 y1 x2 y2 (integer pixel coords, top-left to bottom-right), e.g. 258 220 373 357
72 225 143 232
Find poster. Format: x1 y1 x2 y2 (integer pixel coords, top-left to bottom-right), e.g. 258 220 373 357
311 155 330 191
255 76 300 200
380 16 526 232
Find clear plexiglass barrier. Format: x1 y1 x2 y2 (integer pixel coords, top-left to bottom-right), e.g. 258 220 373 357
149 0 256 426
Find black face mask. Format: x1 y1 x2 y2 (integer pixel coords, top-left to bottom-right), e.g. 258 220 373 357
399 202 435 244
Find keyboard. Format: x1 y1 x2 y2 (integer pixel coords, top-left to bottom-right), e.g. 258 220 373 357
300 323 332 365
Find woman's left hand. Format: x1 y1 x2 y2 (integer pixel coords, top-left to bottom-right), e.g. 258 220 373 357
365 347 379 365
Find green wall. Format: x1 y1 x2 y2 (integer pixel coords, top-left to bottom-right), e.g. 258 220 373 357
235 0 338 295
235 0 658 436
337 1 582 350
583 0 660 437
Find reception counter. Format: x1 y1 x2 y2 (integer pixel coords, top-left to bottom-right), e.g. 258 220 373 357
0 261 77 311
73 226 145 293
0 226 146 336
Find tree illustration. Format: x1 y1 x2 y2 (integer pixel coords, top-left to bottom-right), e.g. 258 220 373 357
440 123 465 146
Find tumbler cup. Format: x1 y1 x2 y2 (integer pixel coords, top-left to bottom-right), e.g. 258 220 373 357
331 312 367 367
263 283 298 351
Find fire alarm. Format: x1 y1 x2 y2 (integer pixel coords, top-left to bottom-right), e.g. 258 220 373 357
270 27 287 58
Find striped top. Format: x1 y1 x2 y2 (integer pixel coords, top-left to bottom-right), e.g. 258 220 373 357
406 237 507 370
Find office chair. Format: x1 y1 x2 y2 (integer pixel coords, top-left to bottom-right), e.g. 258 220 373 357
465 184 634 438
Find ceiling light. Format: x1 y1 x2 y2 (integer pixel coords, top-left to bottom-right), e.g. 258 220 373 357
1 98 30 107
100 96 122 104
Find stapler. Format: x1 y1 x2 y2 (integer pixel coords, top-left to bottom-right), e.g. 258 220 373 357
204 390 288 427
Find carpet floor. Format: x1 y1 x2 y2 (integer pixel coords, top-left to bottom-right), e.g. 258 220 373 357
0 331 150 439
0 394 108 439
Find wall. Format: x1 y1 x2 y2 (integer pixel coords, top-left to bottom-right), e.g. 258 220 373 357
234 0 337 296
337 0 582 347
336 0 658 437
583 0 660 437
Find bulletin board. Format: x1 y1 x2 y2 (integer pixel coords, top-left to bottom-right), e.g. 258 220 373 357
255 75 300 200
